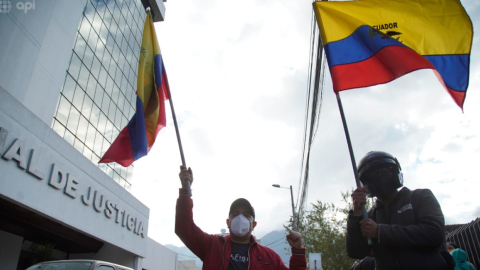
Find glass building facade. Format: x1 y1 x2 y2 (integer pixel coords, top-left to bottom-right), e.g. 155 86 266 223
52 0 147 190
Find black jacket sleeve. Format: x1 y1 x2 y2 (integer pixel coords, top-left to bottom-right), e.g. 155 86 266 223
377 189 445 248
346 211 371 259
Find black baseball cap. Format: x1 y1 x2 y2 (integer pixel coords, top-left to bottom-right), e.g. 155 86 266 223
229 198 255 219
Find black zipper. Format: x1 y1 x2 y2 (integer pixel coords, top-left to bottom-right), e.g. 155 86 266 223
247 243 252 270
220 241 226 270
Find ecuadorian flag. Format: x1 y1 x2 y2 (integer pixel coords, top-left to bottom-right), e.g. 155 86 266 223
99 11 169 167
313 0 473 109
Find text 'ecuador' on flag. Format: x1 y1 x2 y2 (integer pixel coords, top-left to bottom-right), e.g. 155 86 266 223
313 0 473 109
99 11 169 167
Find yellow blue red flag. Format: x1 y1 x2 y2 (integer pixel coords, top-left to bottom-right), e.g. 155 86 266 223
99 11 169 167
313 0 473 109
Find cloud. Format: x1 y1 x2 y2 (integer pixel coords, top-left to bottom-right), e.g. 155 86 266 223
132 0 480 247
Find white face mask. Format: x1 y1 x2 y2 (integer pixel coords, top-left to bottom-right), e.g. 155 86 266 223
230 214 251 237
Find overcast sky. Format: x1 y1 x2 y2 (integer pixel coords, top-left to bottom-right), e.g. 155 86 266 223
131 0 480 247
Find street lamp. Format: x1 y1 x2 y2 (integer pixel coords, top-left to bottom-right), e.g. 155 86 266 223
272 184 297 231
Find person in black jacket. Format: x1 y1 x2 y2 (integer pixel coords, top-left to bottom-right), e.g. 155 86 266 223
346 151 453 270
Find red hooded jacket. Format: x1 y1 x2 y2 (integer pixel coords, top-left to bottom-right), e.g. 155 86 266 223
175 196 308 270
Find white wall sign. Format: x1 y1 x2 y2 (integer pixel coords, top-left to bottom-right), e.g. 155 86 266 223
0 127 145 238
309 253 322 270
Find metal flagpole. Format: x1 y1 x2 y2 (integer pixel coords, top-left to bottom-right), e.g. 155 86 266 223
311 0 371 244
145 8 190 190
335 92 372 245
165 85 191 191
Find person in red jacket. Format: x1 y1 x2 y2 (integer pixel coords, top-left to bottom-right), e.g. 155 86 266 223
175 166 308 270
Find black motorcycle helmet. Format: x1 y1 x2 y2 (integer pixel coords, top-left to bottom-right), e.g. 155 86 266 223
357 151 403 198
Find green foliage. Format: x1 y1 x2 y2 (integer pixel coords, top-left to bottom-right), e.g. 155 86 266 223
286 191 373 270
33 242 55 264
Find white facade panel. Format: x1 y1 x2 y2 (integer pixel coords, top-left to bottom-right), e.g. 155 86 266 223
0 0 177 269
0 0 85 125
142 238 178 270
0 13 40 105
0 87 149 257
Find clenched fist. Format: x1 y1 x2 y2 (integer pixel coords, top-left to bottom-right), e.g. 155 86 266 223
286 230 303 249
360 218 378 238
179 166 193 188
351 187 367 216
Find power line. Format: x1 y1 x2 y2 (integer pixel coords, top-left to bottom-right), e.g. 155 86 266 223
176 252 199 259
264 236 287 247
297 2 326 228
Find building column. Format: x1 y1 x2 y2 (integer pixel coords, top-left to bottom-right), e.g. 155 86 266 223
134 256 143 270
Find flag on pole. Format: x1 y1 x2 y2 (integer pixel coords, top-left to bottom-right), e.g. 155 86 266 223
313 0 473 109
99 11 169 167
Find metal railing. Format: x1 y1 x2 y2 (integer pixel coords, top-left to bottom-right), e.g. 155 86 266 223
445 218 480 268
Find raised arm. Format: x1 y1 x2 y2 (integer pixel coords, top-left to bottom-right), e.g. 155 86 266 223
286 230 307 270
174 166 216 260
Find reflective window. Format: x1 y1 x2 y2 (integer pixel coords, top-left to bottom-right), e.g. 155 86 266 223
97 112 107 134
106 165 114 178
104 120 114 142
74 35 87 60
92 11 103 35
91 154 100 164
83 46 95 70
105 75 114 96
93 131 103 155
67 107 81 133
123 105 130 123
102 139 111 156
56 96 71 125
74 138 85 153
77 64 90 91
78 18 91 41
117 94 125 113
81 95 93 119
101 91 111 113
52 120 66 138
87 29 98 52
98 66 108 88
90 104 101 126
114 109 122 129
72 88 85 109
62 74 76 101
121 116 128 129
64 130 75 146
52 0 145 189
85 123 96 149
91 56 101 78
84 1 95 23
108 99 116 121
83 147 93 161
77 116 89 142
95 39 106 61
68 53 82 81
99 21 109 43
93 82 104 106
